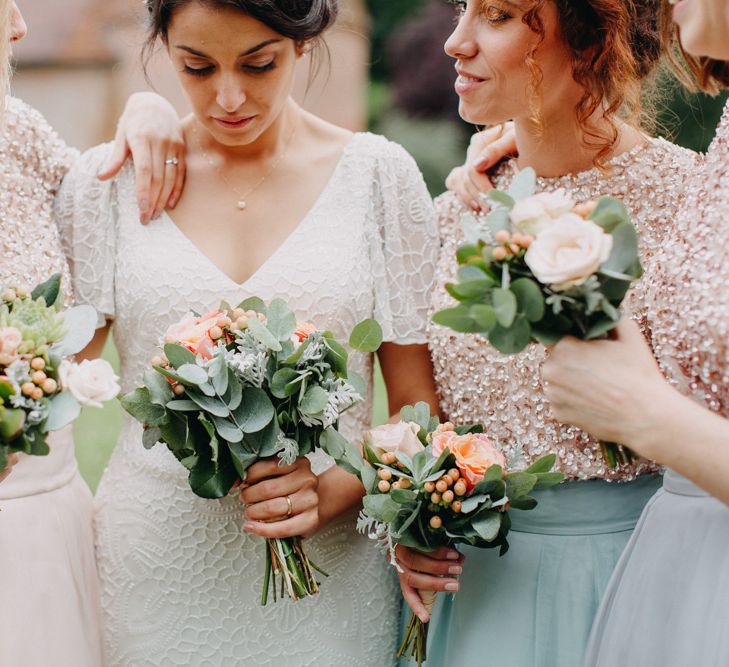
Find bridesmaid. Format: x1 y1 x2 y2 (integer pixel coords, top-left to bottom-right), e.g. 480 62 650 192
544 2 729 665
395 1 696 666
0 2 186 664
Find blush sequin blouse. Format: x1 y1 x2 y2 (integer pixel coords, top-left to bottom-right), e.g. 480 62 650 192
429 137 698 481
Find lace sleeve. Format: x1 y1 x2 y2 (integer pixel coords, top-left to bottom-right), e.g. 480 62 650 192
54 143 117 327
369 139 439 345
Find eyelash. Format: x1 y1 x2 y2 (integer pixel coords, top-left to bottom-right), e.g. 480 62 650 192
451 1 512 24
183 61 277 77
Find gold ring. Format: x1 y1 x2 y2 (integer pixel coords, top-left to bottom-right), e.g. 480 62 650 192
285 495 293 517
165 157 179 166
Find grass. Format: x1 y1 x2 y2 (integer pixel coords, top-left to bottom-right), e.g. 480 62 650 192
74 338 390 492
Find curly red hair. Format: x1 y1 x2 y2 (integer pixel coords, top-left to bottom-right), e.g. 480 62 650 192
517 0 671 168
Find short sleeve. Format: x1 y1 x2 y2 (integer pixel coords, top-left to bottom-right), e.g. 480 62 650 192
369 139 439 345
54 143 117 327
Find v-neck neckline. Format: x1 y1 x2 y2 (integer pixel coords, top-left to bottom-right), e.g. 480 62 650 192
159 132 360 288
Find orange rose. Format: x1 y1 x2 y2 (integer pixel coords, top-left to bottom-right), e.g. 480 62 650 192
431 431 506 490
164 310 223 360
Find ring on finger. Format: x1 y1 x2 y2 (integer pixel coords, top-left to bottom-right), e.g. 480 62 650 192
285 495 293 517
165 157 179 166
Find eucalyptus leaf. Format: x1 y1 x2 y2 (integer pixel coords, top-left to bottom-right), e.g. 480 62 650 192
121 388 166 427
507 167 537 201
247 317 282 351
232 387 275 433
51 305 98 356
266 298 297 341
160 414 187 453
349 319 383 354
432 306 480 334
460 494 491 514
488 316 532 354
486 189 515 210
167 400 200 412
31 273 62 306
209 353 229 396
390 488 418 505
271 368 300 399
300 386 329 415
324 336 349 374
493 288 518 328
525 453 557 474
212 415 244 443
470 304 497 332
509 495 538 510
472 511 503 542
461 213 489 245
601 221 641 275
363 493 400 523
186 390 230 417
222 369 243 410
238 296 267 315
361 464 377 494
486 208 512 237
228 440 260 478
505 471 538 499
245 417 280 457
446 279 493 301
176 364 209 386
511 278 545 323
164 343 196 369
144 370 174 407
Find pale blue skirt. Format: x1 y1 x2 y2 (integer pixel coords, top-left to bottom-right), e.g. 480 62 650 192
584 470 729 666
398 475 662 667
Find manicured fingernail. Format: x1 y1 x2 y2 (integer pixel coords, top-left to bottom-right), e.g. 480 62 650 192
470 200 480 211
448 565 463 576
445 582 460 592
242 523 255 532
140 199 149 212
418 613 430 623
475 155 490 169
152 209 161 220
446 550 460 560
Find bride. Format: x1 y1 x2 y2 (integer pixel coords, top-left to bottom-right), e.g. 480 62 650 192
57 0 440 664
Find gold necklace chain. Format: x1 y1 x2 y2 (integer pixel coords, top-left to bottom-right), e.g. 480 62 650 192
193 120 298 211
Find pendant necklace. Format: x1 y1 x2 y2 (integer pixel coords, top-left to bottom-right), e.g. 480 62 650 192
194 120 298 211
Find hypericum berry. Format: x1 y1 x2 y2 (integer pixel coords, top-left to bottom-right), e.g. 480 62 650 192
151 356 164 367
216 316 231 329
454 480 468 497
378 480 391 493
448 468 461 482
30 357 46 371
452 501 462 513
494 230 511 244
1 289 16 301
435 479 449 494
399 478 412 490
31 387 44 401
492 246 508 261
430 492 442 504
173 384 186 396
377 468 392 482
232 308 245 320
32 370 47 385
442 490 455 504
429 515 443 529
235 316 249 330
21 382 35 397
424 481 436 494
509 243 521 255
42 378 58 394
209 326 223 341
381 452 397 465
15 285 30 298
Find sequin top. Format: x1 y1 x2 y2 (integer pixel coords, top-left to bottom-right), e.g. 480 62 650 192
429 138 698 481
648 102 729 418
0 97 77 293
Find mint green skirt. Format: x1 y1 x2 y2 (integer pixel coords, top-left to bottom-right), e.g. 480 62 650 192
398 475 662 667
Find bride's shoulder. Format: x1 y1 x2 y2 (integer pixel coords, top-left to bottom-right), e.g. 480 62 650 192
640 137 699 177
346 131 418 167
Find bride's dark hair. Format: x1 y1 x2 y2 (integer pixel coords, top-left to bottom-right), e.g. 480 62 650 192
143 0 338 62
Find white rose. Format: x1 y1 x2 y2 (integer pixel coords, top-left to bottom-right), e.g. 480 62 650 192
363 421 424 459
59 359 120 408
524 213 613 289
510 189 576 236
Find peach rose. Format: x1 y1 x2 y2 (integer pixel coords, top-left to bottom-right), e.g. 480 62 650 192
431 431 506 490
164 310 223 359
0 327 23 366
291 322 318 349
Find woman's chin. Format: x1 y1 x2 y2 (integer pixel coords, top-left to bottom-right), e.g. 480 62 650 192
458 101 506 128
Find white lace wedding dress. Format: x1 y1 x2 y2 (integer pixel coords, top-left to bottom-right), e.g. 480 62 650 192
56 132 438 666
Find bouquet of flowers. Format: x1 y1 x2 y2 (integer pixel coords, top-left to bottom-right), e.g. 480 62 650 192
321 402 563 666
121 296 382 605
433 168 641 466
0 274 119 472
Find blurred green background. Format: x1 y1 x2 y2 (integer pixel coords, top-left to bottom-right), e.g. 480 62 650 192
74 0 728 491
